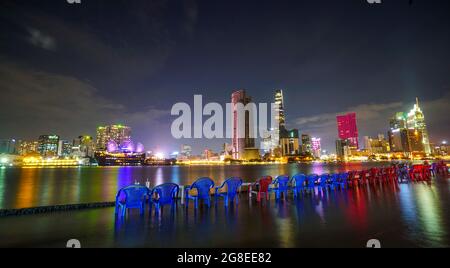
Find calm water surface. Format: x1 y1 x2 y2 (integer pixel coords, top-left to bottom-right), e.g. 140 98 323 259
0 163 449 248
1 162 389 209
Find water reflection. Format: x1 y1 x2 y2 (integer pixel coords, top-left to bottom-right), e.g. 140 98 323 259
0 167 5 208
415 185 447 247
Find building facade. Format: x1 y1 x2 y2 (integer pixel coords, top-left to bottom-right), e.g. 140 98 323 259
336 112 359 149
96 124 131 151
38 135 60 157
231 90 256 160
0 139 18 154
301 134 312 155
311 137 322 158
280 128 300 156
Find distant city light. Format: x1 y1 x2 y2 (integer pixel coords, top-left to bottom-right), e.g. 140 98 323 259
0 157 8 164
443 140 448 145
155 152 165 159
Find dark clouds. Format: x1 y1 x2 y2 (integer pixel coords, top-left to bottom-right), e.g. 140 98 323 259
0 0 449 153
0 62 169 146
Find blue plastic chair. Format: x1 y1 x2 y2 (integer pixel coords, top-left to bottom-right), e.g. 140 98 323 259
339 172 349 189
215 177 243 207
330 173 340 190
318 174 330 192
291 174 307 198
149 183 179 214
306 174 318 193
185 177 215 209
270 175 290 200
115 185 149 217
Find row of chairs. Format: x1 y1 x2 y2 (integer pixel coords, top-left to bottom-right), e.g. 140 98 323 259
115 163 448 216
115 177 243 217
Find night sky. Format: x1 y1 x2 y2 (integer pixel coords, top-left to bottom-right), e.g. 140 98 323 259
1 0 449 154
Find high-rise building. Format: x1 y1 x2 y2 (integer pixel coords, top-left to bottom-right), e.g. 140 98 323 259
231 90 256 159
96 124 131 151
280 128 300 156
407 129 425 153
262 89 288 156
0 139 18 154
58 140 72 157
18 141 39 155
72 136 95 158
364 135 390 154
311 137 321 158
38 135 60 157
274 89 286 128
336 112 359 149
180 144 192 159
387 98 431 154
301 134 312 155
388 112 410 152
407 98 431 154
336 139 351 160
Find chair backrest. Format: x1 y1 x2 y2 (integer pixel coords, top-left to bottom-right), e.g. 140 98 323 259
339 172 349 181
152 183 179 205
223 177 243 196
330 173 340 183
258 176 273 193
319 174 329 185
274 175 290 191
117 185 149 207
192 177 215 198
307 174 318 186
292 174 307 187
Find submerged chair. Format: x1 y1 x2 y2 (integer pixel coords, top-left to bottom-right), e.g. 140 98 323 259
306 174 318 193
115 185 149 217
330 173 340 190
318 174 330 192
215 177 243 207
149 183 179 214
249 176 272 202
291 174 307 198
269 175 290 200
338 172 349 189
185 177 215 209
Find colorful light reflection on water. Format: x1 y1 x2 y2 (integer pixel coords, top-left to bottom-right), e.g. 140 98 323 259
0 163 448 247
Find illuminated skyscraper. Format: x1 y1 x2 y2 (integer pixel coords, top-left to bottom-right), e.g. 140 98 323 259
263 89 286 156
38 135 59 157
231 90 255 159
336 112 359 149
274 89 285 128
96 124 131 151
0 139 18 154
388 112 410 152
301 134 312 154
18 141 39 155
57 140 72 157
311 137 321 158
407 98 431 154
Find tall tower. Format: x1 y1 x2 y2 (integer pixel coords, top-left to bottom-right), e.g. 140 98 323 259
407 98 431 154
336 112 359 149
274 89 285 128
231 90 255 159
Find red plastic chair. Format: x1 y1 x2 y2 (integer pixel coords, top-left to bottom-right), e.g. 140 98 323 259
249 176 272 202
411 165 424 181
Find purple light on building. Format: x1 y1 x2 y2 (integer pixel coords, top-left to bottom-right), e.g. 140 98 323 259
107 140 118 153
120 140 135 153
135 143 144 153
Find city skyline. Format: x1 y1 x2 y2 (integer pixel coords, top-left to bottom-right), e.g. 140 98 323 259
1 0 450 153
